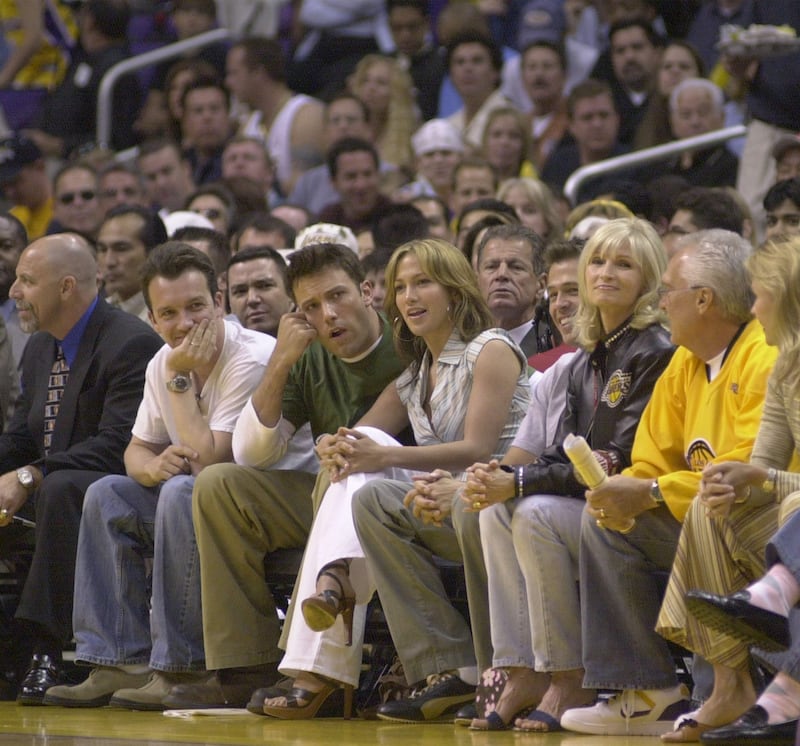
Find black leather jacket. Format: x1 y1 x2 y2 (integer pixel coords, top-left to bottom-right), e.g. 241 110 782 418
521 321 675 498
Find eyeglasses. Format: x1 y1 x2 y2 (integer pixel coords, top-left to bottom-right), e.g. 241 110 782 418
656 285 704 300
58 190 96 205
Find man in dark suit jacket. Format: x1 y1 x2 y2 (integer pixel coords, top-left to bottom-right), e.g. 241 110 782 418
0 233 162 703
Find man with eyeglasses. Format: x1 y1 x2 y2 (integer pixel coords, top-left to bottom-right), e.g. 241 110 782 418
561 229 779 737
48 164 103 239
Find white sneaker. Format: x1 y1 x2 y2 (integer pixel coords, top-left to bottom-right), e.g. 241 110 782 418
560 684 691 736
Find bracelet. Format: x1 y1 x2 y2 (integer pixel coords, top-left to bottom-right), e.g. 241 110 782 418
314 433 330 446
499 464 525 499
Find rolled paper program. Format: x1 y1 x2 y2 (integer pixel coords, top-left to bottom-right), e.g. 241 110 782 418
563 433 636 533
563 433 608 489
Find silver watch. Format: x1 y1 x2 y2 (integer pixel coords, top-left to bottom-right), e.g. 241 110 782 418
166 374 192 394
16 467 35 490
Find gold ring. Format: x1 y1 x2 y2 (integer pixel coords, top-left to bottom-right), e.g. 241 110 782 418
596 519 606 530
472 501 482 510
599 508 607 519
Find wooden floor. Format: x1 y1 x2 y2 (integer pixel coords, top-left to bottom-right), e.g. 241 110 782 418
0 702 672 745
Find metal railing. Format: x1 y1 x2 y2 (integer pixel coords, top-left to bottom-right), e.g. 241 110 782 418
563 124 748 205
96 28 232 149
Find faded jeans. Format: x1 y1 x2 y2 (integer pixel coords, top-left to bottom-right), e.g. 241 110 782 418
72 474 204 672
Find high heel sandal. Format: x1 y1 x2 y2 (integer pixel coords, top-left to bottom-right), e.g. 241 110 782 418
301 560 355 645
262 678 354 720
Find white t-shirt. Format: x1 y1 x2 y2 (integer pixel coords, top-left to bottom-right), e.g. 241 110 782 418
132 320 275 447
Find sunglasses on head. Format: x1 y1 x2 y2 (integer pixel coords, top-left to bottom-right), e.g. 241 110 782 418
58 190 96 205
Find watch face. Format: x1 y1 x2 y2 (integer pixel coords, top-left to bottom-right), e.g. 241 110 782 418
167 375 191 393
17 469 33 487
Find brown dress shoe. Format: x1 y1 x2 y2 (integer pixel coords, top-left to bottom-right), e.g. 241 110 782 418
162 663 281 709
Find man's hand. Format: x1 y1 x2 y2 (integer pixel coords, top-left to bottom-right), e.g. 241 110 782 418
272 312 318 368
0 470 33 526
585 475 653 525
404 469 457 526
141 444 198 486
463 459 514 510
166 318 217 374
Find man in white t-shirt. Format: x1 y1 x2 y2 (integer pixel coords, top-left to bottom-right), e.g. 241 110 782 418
43 243 277 709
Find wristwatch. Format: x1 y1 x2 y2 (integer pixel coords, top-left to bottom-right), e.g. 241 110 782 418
166 373 192 394
649 479 665 506
16 467 35 491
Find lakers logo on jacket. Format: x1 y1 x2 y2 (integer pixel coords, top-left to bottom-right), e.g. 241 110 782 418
602 369 632 408
687 439 716 472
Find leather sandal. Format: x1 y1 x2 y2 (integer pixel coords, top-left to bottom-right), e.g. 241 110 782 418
262 679 354 720
301 560 355 645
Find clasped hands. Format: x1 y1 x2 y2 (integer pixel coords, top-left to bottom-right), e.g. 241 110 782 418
315 428 387 483
698 461 766 518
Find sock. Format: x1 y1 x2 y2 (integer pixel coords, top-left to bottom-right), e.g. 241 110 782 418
746 564 800 616
758 672 800 725
457 666 478 686
118 664 150 674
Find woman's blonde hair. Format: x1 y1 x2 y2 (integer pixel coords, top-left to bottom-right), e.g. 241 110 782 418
573 218 667 349
747 237 800 390
349 54 417 172
496 177 563 244
384 238 494 366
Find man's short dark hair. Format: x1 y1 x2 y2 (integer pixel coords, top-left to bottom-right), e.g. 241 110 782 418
85 0 131 40
764 178 800 212
228 245 289 290
609 17 663 49
476 223 545 274
387 0 428 16
325 90 370 122
141 241 218 311
53 162 97 194
521 40 567 73
232 37 286 84
181 75 230 112
232 212 296 252
172 226 230 276
372 203 429 251
326 137 379 180
103 205 168 252
543 237 584 271
0 211 28 249
566 78 616 119
174 0 216 17
445 31 503 73
137 137 185 162
673 187 744 235
457 197 519 226
286 243 364 300
361 245 394 275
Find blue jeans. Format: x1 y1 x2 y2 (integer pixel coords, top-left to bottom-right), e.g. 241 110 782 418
579 505 682 690
72 474 204 672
